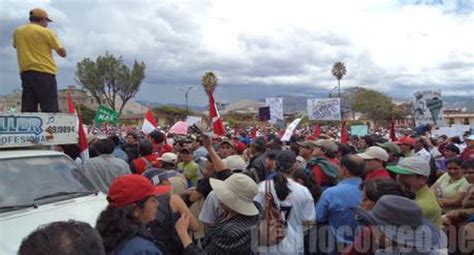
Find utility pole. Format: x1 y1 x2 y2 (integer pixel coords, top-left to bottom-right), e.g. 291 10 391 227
180 86 194 112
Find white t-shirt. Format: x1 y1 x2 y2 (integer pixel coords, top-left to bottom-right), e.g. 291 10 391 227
254 178 315 254
416 148 432 162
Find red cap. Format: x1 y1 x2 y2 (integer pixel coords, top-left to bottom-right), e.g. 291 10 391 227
107 174 171 208
234 141 247 154
395 136 415 147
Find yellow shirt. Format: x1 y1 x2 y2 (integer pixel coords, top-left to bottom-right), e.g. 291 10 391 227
416 185 442 227
13 23 62 75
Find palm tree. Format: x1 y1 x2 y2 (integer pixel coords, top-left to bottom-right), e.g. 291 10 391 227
201 71 218 95
331 61 346 97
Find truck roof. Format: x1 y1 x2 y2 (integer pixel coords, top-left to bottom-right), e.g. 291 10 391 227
0 150 64 160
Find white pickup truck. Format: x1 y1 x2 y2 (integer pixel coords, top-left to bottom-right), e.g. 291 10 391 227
0 150 107 254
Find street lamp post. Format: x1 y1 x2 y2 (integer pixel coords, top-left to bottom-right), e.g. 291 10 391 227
180 86 194 112
328 86 338 98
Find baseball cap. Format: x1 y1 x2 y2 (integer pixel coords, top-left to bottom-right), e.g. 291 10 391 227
297 141 317 149
223 155 247 172
376 142 401 155
107 174 170 208
276 150 297 172
387 157 430 177
395 136 415 148
314 139 337 153
219 140 235 148
30 8 52 22
159 152 178 164
357 146 389 162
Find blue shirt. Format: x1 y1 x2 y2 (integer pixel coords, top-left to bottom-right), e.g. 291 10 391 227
115 236 162 255
113 146 129 162
315 177 362 244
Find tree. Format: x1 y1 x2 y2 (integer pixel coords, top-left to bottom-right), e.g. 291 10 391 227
351 88 395 126
201 71 218 95
78 104 96 125
331 61 346 97
75 52 146 117
154 105 192 125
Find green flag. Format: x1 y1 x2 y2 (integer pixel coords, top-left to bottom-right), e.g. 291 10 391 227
94 105 119 124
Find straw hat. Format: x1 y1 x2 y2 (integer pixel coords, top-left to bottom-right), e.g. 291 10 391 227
210 173 258 216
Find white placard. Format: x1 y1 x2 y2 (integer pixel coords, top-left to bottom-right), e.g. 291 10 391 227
281 118 302 142
265 97 284 122
307 98 341 121
185 116 202 126
0 113 78 148
413 90 444 126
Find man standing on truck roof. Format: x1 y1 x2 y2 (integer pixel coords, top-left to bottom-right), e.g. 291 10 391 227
13 8 66 113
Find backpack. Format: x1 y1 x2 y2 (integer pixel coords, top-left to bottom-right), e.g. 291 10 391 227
259 180 286 246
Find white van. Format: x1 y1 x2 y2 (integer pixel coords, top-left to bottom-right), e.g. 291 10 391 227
0 150 107 254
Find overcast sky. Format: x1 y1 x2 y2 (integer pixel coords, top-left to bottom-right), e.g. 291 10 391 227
1 0 473 106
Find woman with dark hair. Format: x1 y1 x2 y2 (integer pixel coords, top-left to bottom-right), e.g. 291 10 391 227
431 157 470 211
254 150 315 254
358 135 374 152
96 174 170 254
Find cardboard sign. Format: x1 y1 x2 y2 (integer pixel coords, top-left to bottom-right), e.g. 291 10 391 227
281 118 302 142
94 105 119 124
413 91 444 126
351 125 368 136
0 113 78 147
307 98 341 121
265 97 284 122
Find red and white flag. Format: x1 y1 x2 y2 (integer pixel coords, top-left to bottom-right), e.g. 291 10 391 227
208 93 225 136
340 120 348 144
67 92 89 162
314 123 321 138
141 108 157 135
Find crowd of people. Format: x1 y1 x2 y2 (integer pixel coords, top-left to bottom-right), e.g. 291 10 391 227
16 123 474 255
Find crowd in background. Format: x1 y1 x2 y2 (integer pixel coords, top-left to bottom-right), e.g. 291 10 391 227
18 123 474 255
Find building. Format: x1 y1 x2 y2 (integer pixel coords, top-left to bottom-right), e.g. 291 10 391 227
0 86 147 116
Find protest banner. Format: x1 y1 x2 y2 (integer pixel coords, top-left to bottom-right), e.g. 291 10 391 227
94 105 119 125
281 118 302 142
307 98 341 121
0 113 77 147
265 97 283 123
351 125 368 136
413 90 444 127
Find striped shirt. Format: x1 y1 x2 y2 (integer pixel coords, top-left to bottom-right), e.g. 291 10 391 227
184 209 260 255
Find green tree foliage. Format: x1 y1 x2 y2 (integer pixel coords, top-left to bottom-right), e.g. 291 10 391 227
75 52 146 116
78 104 96 125
154 105 192 124
201 71 218 95
351 88 395 125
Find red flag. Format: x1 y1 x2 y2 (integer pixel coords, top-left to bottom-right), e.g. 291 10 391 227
340 120 348 144
67 92 89 162
314 123 321 138
67 92 75 114
208 93 225 136
142 108 157 135
390 115 398 142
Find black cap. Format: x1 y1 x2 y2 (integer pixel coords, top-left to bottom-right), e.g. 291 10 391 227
276 150 296 172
